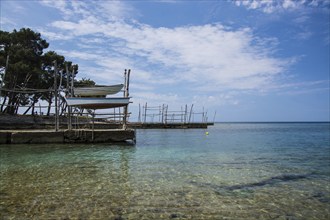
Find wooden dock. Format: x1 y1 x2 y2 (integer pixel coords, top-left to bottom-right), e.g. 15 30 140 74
129 122 214 129
0 129 136 144
0 116 213 145
0 67 215 145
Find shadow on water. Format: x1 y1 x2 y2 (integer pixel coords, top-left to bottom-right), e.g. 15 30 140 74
189 173 323 196
225 173 312 190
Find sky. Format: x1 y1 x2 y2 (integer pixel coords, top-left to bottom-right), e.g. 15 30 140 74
1 0 329 122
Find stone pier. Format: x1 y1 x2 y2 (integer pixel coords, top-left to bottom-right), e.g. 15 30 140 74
0 129 136 144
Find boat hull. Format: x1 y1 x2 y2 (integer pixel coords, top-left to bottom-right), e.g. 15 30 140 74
65 97 130 109
74 84 124 97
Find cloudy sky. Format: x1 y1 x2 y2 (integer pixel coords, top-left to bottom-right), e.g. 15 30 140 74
1 0 329 122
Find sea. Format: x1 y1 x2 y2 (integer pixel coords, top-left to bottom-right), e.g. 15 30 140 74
0 122 329 219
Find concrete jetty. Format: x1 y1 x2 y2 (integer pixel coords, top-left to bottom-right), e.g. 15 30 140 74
0 129 136 144
0 115 212 145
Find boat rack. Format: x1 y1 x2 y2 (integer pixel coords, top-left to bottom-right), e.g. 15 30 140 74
59 69 133 142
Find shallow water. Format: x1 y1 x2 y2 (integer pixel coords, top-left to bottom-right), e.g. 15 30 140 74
0 123 329 219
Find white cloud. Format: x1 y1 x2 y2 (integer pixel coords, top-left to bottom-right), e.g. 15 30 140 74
40 0 71 18
96 1 137 21
296 30 313 40
36 1 297 112
40 0 135 21
120 24 287 89
234 0 329 13
270 79 330 90
38 29 73 41
56 50 101 61
46 13 289 90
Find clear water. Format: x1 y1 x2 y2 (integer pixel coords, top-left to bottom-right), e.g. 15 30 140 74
0 123 329 219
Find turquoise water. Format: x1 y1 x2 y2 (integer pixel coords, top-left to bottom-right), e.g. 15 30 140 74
0 123 329 219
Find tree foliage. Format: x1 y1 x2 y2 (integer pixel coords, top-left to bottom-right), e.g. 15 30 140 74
0 28 78 115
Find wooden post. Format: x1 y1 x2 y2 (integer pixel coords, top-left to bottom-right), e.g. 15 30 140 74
92 109 95 141
164 104 168 125
66 64 72 130
127 69 130 96
71 66 75 96
123 69 127 97
204 111 208 124
144 102 147 123
59 69 63 89
66 64 70 93
188 104 194 123
54 60 59 131
161 104 164 124
184 104 187 124
123 69 130 130
181 106 183 123
202 107 205 123
123 69 127 129
138 103 141 123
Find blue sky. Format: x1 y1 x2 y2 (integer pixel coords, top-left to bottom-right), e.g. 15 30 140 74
1 0 329 122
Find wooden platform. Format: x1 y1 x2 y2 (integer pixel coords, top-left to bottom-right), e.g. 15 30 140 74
0 129 136 144
0 114 213 130
129 122 214 129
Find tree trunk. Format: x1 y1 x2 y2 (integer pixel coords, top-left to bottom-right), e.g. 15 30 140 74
46 99 52 116
6 78 17 115
23 103 33 115
6 93 17 115
14 96 21 115
59 98 68 116
31 103 35 115
0 95 7 112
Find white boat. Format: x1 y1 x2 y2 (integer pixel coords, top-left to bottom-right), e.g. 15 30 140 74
74 84 124 97
65 97 130 109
